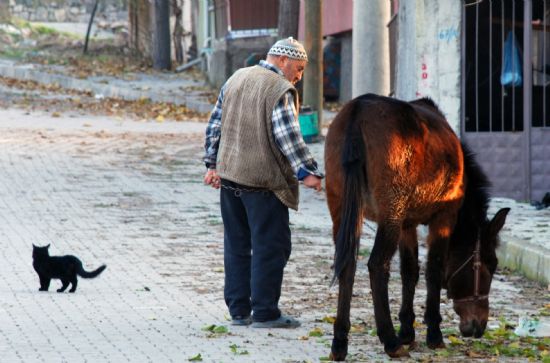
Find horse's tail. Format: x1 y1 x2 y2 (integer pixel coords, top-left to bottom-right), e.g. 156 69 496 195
332 96 370 285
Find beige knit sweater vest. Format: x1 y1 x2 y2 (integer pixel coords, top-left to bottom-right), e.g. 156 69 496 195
217 65 300 210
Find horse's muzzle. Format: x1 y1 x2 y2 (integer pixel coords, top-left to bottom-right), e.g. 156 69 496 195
459 318 486 338
454 299 488 338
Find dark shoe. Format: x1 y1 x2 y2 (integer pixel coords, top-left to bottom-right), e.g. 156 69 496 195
251 315 300 329
231 315 252 326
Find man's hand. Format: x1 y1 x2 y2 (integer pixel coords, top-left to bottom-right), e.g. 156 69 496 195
302 174 322 191
204 169 221 189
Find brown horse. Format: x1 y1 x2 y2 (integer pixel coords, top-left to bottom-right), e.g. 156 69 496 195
325 94 510 359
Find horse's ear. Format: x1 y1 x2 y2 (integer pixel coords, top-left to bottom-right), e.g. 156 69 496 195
489 208 510 237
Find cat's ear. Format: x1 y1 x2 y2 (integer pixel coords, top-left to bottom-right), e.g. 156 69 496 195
32 244 37 248
46 244 50 249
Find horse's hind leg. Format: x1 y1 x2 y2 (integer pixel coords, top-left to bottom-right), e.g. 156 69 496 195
367 223 409 358
424 220 452 349
330 258 356 361
398 227 419 346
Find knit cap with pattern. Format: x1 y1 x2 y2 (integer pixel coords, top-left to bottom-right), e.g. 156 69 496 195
267 37 308 61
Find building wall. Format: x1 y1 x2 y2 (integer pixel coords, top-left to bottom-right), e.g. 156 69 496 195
396 0 462 133
207 36 277 89
9 0 126 22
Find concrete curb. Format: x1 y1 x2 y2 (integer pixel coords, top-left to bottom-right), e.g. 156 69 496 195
497 235 550 286
489 198 550 286
0 60 213 114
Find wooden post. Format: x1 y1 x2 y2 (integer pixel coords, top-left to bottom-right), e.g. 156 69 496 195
277 0 300 39
153 0 171 70
303 0 323 125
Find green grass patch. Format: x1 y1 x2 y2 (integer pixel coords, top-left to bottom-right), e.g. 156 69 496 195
0 48 27 60
31 24 58 36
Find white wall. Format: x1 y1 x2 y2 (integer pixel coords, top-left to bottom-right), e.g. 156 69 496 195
396 0 462 134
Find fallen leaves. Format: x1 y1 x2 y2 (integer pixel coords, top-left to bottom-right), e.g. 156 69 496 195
229 343 249 355
0 75 210 122
439 318 550 361
187 353 202 361
320 315 335 324
201 324 229 336
447 335 465 345
308 327 324 337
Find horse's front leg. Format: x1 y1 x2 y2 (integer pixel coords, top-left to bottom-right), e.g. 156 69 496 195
398 227 419 346
367 223 409 358
330 257 356 361
424 222 451 349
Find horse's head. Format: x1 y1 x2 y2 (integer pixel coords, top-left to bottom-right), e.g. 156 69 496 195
446 208 510 338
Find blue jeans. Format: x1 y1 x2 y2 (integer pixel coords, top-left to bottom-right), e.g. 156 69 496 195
220 180 291 322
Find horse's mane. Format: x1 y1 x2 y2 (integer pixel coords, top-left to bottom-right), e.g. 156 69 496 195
454 143 491 247
410 97 446 119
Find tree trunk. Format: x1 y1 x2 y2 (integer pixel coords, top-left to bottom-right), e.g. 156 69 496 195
83 0 100 54
171 0 184 64
129 0 153 57
277 0 300 39
153 0 171 70
0 1 11 23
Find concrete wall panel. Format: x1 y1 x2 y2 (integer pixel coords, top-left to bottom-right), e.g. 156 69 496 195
397 0 462 133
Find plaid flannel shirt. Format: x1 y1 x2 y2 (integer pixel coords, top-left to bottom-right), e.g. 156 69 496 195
203 60 323 180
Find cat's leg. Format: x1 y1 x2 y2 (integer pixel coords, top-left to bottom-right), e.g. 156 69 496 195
57 279 69 293
69 276 78 293
39 275 50 291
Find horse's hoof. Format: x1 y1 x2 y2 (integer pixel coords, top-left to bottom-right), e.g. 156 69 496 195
427 340 446 349
386 345 410 358
330 338 348 361
398 330 415 346
329 351 346 361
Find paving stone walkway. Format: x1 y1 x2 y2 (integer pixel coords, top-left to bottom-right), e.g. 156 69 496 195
0 109 547 362
0 110 338 362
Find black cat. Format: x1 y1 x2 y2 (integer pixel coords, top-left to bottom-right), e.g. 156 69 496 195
32 244 106 293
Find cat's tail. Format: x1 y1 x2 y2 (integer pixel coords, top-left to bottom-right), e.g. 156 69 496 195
77 264 106 278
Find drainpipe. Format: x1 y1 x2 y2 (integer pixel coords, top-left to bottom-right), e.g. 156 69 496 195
523 0 532 201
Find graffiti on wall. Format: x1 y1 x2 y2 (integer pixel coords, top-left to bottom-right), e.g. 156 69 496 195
438 26 459 43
